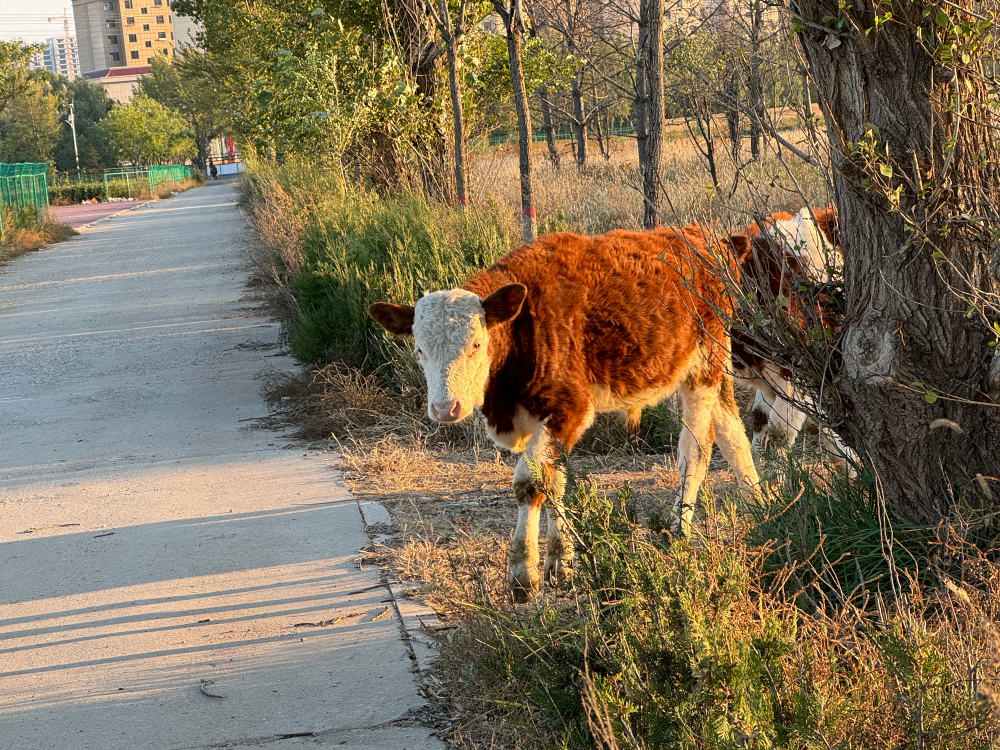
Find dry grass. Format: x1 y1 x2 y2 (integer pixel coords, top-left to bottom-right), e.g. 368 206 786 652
0 216 78 263
472 129 831 238
153 176 202 200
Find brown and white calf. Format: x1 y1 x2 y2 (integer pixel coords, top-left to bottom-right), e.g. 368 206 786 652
370 225 759 600
728 207 855 468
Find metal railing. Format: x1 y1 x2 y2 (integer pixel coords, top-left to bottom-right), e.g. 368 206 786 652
48 166 198 203
485 123 637 147
148 165 194 192
0 162 50 236
103 167 150 197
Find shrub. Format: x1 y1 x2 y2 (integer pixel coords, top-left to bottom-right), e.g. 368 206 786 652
50 183 107 203
446 470 1000 749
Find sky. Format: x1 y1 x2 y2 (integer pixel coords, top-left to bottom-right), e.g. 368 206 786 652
0 0 76 43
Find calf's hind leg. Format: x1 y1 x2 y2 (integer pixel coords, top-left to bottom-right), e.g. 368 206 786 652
672 380 717 536
711 375 760 497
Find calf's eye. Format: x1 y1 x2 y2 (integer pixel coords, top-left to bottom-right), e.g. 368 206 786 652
472 341 482 351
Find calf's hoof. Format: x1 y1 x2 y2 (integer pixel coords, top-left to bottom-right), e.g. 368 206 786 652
543 556 573 587
509 566 539 603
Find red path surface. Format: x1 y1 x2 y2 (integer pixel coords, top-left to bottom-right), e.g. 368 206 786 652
48 200 151 229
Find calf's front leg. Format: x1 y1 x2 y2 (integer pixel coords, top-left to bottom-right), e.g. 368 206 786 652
509 453 545 602
507 423 575 601
543 466 571 585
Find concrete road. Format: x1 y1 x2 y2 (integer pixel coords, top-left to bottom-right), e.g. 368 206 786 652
0 184 443 749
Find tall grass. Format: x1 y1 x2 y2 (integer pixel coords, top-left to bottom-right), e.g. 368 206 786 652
473 134 831 237
242 162 517 378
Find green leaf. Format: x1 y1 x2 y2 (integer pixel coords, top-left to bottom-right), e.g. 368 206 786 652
878 163 893 178
931 251 944 259
935 10 949 26
924 391 938 404
311 6 325 15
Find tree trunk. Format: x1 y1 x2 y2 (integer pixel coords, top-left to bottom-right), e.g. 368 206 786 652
496 0 536 243
638 0 664 229
539 85 560 167
414 46 449 200
442 16 468 208
570 59 587 167
591 73 609 160
393 0 448 199
723 66 740 163
747 1 764 160
794 0 1000 522
686 110 718 188
634 20 650 206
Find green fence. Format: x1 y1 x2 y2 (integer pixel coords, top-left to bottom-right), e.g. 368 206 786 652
0 162 50 235
103 167 150 198
485 123 637 147
49 165 198 204
148 165 194 192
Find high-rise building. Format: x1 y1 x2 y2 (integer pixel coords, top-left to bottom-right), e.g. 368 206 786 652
40 36 82 80
71 0 176 75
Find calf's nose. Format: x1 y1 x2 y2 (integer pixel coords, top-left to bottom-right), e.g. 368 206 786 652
430 399 462 422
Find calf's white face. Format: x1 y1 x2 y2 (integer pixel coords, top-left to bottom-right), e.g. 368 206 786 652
368 284 526 424
413 290 492 422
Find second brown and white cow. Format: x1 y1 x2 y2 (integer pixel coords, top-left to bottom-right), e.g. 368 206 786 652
728 207 855 468
370 225 759 600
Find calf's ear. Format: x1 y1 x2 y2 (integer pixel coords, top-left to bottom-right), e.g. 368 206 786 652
724 234 753 263
368 303 415 336
812 207 840 246
482 284 527 328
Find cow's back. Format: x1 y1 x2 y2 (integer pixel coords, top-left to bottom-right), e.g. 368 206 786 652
464 226 735 444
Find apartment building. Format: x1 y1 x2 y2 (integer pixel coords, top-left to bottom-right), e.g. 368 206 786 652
40 36 82 80
71 0 176 76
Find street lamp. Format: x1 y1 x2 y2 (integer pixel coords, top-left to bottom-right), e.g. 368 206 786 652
68 99 80 176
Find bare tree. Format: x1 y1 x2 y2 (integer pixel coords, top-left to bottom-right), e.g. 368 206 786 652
530 0 605 166
428 0 473 208
538 85 561 166
493 0 537 242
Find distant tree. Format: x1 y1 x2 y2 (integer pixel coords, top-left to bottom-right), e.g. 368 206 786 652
139 52 224 172
49 76 115 172
98 94 194 165
172 0 449 190
0 78 61 163
0 41 45 120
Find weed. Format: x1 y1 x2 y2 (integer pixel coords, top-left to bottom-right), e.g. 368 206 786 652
0 211 78 262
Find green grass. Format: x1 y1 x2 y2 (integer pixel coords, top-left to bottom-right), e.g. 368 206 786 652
242 163 516 377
